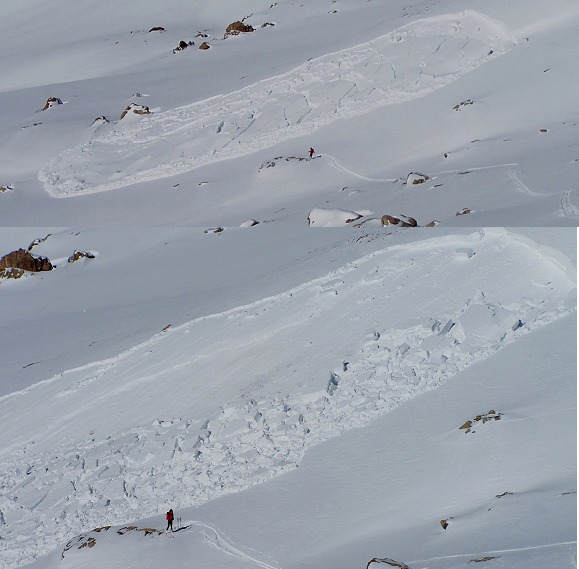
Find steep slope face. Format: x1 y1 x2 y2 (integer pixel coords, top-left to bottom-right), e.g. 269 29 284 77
0 228 575 568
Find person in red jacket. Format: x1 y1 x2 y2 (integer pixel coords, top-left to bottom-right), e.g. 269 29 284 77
309 147 315 158
166 509 174 531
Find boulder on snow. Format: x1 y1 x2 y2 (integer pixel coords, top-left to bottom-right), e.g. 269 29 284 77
225 21 254 37
0 184 14 193
119 103 150 120
307 208 362 227
42 97 63 110
199 41 211 50
0 249 53 272
148 26 165 33
456 208 472 216
405 172 429 186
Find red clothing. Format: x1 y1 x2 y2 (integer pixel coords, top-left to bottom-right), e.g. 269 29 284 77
166 511 174 521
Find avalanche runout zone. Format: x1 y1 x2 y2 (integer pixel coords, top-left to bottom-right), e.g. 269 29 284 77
0 231 575 569
38 11 516 196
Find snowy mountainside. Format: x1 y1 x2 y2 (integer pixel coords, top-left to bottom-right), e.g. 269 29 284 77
0 0 578 225
0 227 575 569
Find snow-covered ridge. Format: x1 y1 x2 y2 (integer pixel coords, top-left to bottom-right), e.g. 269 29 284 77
38 10 516 197
0 229 574 569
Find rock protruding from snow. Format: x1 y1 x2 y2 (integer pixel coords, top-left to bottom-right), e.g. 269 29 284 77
405 172 429 186
459 410 502 434
380 214 418 227
119 104 150 120
225 21 254 37
173 40 194 54
366 557 410 569
42 97 62 110
0 249 53 272
68 250 95 263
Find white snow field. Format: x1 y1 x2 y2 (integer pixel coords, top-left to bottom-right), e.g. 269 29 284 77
0 0 578 225
0 226 575 569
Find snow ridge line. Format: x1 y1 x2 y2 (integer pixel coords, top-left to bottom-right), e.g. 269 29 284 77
38 10 517 197
0 231 575 569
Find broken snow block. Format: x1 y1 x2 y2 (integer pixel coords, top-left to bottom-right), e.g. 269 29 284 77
405 172 429 186
240 219 260 227
307 208 362 227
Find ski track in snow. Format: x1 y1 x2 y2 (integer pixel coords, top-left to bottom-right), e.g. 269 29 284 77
37 11 516 197
0 230 575 569
190 521 282 569
560 188 579 218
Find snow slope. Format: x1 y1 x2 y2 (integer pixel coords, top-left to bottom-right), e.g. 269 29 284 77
0 0 578 225
0 227 575 569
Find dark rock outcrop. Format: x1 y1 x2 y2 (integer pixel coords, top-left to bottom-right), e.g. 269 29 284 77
405 172 429 185
0 249 53 272
68 251 95 263
120 104 150 120
42 97 63 110
225 21 254 36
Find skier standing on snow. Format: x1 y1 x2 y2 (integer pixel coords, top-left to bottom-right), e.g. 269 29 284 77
166 509 174 532
309 147 315 158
